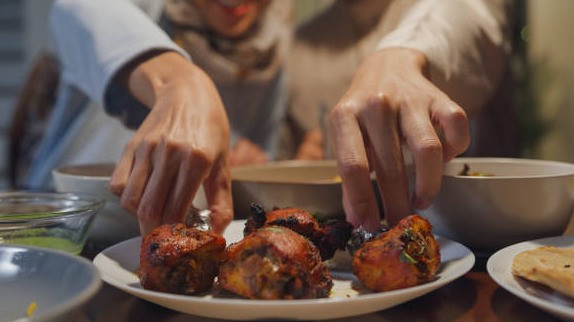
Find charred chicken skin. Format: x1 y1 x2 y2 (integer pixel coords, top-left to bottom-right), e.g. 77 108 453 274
139 223 226 295
218 225 333 299
353 214 441 292
244 204 353 260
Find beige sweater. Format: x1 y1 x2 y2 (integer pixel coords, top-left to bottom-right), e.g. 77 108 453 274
280 0 520 159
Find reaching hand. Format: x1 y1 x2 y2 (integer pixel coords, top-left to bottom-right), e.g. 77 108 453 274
109 52 233 235
329 48 470 231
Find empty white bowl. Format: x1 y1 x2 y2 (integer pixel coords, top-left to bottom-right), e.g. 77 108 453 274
418 158 574 252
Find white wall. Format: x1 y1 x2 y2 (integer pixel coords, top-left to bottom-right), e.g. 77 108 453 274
529 0 574 162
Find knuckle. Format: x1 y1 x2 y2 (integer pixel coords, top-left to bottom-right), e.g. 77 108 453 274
339 159 369 178
331 100 356 122
189 149 214 172
445 106 468 124
120 195 138 214
413 138 443 160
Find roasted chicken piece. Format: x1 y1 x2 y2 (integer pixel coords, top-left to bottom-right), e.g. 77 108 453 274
353 214 441 292
244 204 353 260
139 223 226 295
218 225 333 299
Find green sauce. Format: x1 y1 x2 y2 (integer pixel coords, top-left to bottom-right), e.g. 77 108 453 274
3 236 82 254
0 228 85 254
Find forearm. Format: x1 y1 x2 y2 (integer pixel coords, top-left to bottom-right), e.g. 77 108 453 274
49 0 188 108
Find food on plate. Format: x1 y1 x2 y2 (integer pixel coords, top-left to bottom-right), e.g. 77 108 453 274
512 246 574 298
353 214 441 292
457 163 495 177
139 223 226 294
218 225 333 299
244 204 353 260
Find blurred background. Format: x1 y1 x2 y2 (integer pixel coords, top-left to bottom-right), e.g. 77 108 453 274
1 0 573 189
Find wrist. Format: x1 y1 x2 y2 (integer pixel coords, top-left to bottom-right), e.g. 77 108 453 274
123 51 202 107
371 47 429 75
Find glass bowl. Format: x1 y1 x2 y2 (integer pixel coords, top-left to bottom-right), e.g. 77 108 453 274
0 191 105 254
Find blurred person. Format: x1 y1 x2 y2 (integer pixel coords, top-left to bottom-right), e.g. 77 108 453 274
23 0 517 237
280 0 519 230
18 0 290 234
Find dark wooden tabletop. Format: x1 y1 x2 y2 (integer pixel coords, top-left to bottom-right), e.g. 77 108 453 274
75 217 574 322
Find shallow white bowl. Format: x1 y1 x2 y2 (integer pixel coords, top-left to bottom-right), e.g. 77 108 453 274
0 244 101 321
231 160 382 220
418 158 574 252
52 163 208 249
232 160 344 219
52 164 139 249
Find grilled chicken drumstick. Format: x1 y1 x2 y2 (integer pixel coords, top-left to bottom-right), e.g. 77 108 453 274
218 225 333 299
139 223 226 294
244 204 353 260
353 214 441 292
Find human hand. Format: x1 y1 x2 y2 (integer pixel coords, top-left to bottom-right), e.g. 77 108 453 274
109 52 233 235
295 128 324 160
329 48 470 231
229 138 268 167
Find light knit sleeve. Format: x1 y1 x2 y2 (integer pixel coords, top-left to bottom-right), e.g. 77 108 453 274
377 0 513 114
49 0 190 109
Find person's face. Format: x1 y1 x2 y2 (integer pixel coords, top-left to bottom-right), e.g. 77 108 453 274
192 0 270 38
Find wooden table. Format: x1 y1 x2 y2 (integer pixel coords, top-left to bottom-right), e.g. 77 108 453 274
76 217 574 322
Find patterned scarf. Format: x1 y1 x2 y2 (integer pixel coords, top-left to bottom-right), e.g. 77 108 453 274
162 0 291 84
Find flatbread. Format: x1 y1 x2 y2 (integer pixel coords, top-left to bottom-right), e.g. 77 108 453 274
512 246 574 298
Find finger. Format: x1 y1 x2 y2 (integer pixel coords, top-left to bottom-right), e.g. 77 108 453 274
137 141 179 235
399 100 443 211
431 98 470 161
118 143 153 217
360 97 410 227
162 149 211 227
330 104 381 231
109 142 136 197
202 155 233 235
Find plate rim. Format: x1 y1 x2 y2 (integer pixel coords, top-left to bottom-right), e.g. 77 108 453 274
93 220 475 320
486 235 574 320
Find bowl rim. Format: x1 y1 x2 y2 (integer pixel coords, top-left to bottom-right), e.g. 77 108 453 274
52 163 115 181
231 160 341 185
0 191 105 223
0 243 102 320
444 157 574 179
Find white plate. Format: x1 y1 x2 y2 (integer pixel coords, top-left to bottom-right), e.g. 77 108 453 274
487 235 574 321
93 220 475 320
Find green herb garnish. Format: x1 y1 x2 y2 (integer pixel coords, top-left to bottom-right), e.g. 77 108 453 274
399 251 418 264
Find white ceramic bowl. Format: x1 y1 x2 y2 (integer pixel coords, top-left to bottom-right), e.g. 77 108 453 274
0 244 101 321
418 158 574 252
52 163 207 249
231 160 382 220
52 164 140 250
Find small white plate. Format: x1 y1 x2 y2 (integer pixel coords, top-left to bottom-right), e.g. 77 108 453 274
487 235 574 321
93 220 475 320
